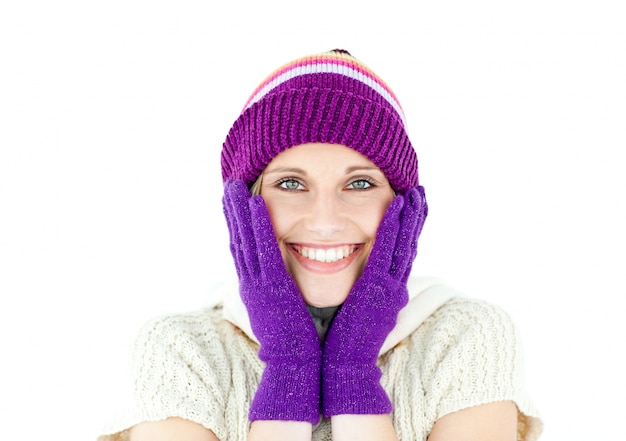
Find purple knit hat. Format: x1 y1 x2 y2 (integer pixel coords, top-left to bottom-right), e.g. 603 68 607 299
221 49 419 193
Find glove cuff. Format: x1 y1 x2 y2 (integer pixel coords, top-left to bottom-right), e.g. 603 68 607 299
322 363 392 417
249 360 321 424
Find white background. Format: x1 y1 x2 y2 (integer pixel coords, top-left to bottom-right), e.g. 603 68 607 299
1 0 624 439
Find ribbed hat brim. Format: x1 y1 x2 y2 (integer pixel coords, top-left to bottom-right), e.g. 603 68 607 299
222 86 418 192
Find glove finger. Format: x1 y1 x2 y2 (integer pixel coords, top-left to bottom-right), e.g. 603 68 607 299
249 195 286 278
223 212 245 280
396 186 428 282
223 181 248 278
224 179 260 276
223 182 247 277
414 186 428 238
366 194 404 273
389 187 422 278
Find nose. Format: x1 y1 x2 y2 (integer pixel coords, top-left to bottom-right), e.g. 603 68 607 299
304 191 346 238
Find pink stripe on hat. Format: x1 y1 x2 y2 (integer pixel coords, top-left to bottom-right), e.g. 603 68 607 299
243 52 404 123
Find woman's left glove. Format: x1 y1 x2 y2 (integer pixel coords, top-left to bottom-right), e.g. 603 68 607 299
322 186 428 417
223 179 322 424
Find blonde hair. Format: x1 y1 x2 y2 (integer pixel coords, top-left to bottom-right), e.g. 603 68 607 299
250 174 263 196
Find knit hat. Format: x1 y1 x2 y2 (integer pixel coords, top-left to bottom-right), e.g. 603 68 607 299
221 49 419 193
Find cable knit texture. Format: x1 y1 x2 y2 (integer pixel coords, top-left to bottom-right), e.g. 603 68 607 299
98 289 543 441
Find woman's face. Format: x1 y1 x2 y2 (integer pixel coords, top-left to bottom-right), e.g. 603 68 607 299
259 142 395 307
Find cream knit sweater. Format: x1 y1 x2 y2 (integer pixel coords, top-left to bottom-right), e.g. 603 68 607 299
98 277 542 441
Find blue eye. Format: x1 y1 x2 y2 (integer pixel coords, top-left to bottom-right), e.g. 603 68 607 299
347 179 373 190
278 179 304 191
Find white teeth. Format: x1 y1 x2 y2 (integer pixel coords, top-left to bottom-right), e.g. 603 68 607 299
315 248 325 261
326 248 337 262
296 246 355 263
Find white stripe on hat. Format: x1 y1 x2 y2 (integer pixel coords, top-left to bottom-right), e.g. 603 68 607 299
244 62 408 129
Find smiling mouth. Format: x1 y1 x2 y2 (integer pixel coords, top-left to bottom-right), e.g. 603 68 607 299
290 244 360 263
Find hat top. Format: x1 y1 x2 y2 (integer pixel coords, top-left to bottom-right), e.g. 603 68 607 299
241 50 407 129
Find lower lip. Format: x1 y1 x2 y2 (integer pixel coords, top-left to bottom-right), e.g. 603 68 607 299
288 246 362 274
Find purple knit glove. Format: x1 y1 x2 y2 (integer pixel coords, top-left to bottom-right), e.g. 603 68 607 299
322 187 428 417
222 179 322 424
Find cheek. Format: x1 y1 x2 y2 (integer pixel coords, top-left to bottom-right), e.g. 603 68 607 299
355 199 393 271
263 197 296 242
361 197 394 239
262 201 290 267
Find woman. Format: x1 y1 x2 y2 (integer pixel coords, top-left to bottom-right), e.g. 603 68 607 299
99 49 542 440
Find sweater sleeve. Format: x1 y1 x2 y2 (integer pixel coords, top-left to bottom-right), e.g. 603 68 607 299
421 298 542 440
97 308 241 441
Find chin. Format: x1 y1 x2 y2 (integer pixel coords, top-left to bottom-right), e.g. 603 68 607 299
295 272 356 307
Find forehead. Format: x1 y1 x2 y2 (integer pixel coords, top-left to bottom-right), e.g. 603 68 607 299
265 142 380 171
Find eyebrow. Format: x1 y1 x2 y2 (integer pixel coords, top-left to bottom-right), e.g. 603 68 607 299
263 165 383 176
263 167 306 176
345 165 381 174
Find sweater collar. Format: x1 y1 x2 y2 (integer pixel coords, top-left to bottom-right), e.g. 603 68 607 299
217 276 460 356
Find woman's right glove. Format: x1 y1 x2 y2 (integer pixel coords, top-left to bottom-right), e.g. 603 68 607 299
322 187 427 417
222 179 322 424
